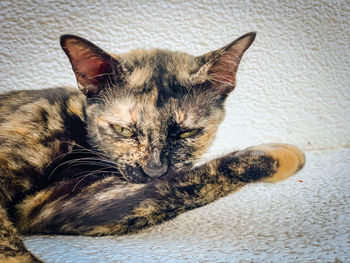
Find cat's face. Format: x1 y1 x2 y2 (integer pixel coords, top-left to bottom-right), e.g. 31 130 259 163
85 50 226 182
61 33 255 182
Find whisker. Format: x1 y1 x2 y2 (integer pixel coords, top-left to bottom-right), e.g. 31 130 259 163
66 142 109 160
71 169 126 192
59 141 106 157
48 157 117 180
70 168 118 179
45 141 119 181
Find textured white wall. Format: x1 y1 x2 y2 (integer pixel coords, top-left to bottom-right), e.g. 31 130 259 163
0 0 349 153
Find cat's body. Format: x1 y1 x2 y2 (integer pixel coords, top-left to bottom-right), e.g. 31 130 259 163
0 33 305 263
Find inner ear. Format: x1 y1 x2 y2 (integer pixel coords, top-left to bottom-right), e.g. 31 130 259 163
193 32 256 97
60 35 125 97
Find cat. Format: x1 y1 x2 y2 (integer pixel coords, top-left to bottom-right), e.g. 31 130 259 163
0 32 305 263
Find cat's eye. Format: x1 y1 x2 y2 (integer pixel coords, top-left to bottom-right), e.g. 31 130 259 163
179 129 200 139
111 124 134 137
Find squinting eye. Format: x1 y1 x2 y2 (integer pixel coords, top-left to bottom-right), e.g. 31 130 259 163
179 129 200 139
111 124 134 137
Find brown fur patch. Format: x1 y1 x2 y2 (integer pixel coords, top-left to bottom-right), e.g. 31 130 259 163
248 144 306 182
15 189 53 231
67 94 85 120
128 66 153 89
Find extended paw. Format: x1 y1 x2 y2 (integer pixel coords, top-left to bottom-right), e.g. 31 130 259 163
235 143 305 182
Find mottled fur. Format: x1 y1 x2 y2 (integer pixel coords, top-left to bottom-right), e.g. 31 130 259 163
0 33 305 262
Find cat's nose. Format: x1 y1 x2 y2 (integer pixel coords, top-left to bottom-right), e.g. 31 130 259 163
143 160 168 178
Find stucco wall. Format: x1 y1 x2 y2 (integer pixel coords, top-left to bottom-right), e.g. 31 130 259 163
0 0 349 153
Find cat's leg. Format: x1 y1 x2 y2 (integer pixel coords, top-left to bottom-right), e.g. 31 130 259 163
0 205 43 263
15 143 304 236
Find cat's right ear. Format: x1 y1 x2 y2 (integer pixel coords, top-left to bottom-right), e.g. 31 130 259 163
60 35 125 97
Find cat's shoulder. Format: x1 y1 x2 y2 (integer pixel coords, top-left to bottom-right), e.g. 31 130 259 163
0 87 81 103
0 87 85 123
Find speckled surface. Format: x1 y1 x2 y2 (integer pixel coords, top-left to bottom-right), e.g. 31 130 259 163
24 149 350 262
1 1 349 262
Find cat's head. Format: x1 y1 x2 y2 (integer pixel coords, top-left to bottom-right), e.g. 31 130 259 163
60 32 255 183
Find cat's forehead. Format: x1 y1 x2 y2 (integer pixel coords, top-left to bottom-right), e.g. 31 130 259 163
118 49 198 71
117 49 200 89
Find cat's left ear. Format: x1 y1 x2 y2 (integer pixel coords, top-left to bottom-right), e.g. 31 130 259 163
193 32 256 97
60 35 125 97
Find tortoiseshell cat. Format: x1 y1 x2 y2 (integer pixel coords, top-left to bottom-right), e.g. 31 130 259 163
0 32 305 262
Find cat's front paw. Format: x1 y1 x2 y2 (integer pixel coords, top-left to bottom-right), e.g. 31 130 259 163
235 143 305 182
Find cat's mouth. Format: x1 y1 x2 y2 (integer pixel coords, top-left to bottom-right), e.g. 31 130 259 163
123 165 151 183
122 164 169 183
122 162 171 183
118 158 194 184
